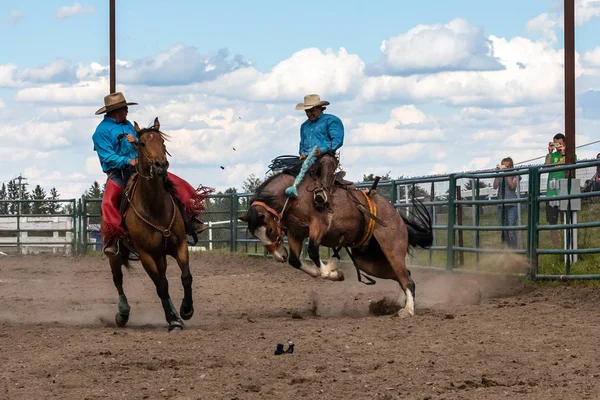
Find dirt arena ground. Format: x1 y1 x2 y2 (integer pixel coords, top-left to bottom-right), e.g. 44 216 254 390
1 252 599 400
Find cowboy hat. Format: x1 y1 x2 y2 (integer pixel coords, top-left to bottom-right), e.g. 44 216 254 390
95 92 138 115
295 94 330 111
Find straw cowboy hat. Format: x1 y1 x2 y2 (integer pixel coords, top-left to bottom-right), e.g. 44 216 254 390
95 92 138 115
295 94 330 111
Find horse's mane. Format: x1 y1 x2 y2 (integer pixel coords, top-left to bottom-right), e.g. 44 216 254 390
250 162 302 204
136 126 171 142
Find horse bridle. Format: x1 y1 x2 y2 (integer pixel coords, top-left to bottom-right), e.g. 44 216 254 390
131 131 170 180
250 199 290 253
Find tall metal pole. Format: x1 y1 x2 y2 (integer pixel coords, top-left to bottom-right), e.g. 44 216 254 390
110 0 116 94
564 0 576 176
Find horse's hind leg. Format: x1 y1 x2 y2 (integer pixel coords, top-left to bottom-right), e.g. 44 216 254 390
373 231 415 318
140 253 184 331
307 240 344 281
110 255 130 327
173 242 194 320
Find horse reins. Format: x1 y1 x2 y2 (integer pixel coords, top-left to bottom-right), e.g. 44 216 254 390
116 130 178 249
132 142 154 180
250 197 291 253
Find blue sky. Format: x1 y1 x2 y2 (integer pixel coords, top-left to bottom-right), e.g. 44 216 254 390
1 1 600 197
2 0 597 68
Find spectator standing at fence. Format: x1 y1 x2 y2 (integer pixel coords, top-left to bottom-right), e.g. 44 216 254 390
544 133 577 248
583 153 600 194
493 157 519 248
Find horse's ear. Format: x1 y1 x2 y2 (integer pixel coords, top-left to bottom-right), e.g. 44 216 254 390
238 215 248 223
133 121 141 134
153 117 160 131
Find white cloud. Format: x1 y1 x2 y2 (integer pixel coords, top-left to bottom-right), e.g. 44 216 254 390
202 47 365 101
348 105 442 146
576 0 600 25
118 45 251 86
2 16 600 198
430 164 449 175
0 120 74 149
15 79 110 105
371 18 502 75
525 13 559 43
583 46 600 67
54 3 95 20
7 10 24 25
17 58 76 83
526 0 600 41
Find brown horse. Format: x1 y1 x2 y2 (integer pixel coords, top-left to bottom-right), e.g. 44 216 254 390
107 118 193 331
240 165 433 317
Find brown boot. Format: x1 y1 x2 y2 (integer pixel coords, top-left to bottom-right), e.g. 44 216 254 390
103 238 119 257
191 215 208 234
185 215 208 246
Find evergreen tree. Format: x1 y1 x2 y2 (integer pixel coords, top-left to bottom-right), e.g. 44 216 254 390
7 180 18 215
31 185 48 214
48 187 62 214
0 183 7 214
85 181 103 198
84 181 103 224
241 174 263 193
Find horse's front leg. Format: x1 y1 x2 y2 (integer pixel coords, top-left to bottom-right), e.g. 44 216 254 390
172 241 194 321
140 252 184 331
307 216 344 281
307 240 344 281
287 234 320 278
110 254 131 327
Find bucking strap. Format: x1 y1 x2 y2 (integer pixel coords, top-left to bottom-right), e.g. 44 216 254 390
353 190 377 248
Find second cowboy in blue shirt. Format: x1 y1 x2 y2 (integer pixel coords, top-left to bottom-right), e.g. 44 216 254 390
296 94 344 207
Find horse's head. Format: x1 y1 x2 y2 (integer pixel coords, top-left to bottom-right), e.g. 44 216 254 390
239 202 288 263
133 117 170 177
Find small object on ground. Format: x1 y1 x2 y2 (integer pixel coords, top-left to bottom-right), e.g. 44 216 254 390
286 339 294 354
274 343 284 355
220 166 225 170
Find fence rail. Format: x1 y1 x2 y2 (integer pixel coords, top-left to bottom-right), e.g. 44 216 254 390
2 159 600 280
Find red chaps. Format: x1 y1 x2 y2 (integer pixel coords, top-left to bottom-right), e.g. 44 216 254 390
101 172 213 244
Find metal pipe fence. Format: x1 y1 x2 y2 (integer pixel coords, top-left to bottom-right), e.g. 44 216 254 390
3 160 600 281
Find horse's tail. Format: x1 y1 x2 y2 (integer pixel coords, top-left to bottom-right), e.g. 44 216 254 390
401 197 434 251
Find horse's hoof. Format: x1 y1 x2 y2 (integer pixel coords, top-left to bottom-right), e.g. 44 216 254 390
115 312 129 327
180 304 194 321
168 321 184 332
396 309 414 319
323 270 345 281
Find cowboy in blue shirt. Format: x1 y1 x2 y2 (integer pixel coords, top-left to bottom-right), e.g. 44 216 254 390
92 92 209 256
296 94 344 207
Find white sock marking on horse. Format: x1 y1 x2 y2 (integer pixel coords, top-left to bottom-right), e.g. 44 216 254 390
397 288 407 308
319 260 332 276
300 262 320 277
319 258 338 278
403 288 415 316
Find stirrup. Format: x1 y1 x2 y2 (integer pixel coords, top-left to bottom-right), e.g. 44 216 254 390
186 233 199 246
190 216 208 234
102 240 120 257
314 188 328 206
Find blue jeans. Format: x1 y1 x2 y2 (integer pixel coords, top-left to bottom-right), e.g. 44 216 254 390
107 167 133 188
497 205 518 248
